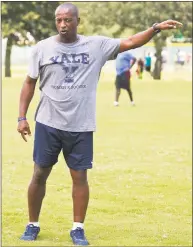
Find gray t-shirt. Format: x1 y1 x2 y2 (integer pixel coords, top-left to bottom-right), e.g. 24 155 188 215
28 34 121 131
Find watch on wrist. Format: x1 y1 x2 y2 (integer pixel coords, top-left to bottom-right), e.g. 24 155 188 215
18 117 27 122
152 23 161 34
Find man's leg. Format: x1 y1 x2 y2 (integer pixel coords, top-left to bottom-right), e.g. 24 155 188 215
127 80 135 105
21 122 61 241
69 169 90 245
29 122 61 221
115 88 121 103
20 163 52 241
70 169 89 223
114 88 120 106
114 76 121 106
28 163 52 222
65 132 93 245
126 87 133 102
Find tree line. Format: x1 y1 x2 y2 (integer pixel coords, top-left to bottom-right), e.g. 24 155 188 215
2 1 192 78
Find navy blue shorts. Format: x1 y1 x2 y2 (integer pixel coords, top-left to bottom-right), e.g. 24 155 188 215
115 70 131 90
33 122 93 170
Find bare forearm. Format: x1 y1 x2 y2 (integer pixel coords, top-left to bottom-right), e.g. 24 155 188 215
129 27 154 49
19 78 36 117
120 20 183 53
120 27 155 52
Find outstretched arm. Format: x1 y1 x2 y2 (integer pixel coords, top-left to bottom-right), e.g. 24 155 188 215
119 20 182 52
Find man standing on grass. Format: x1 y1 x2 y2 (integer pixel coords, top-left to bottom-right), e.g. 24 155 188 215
17 2 182 246
145 52 152 73
114 51 136 107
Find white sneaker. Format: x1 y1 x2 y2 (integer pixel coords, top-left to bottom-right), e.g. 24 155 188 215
114 101 119 106
131 101 135 106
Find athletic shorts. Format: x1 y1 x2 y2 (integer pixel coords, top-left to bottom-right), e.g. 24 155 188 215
145 66 151 72
33 122 93 170
115 70 130 90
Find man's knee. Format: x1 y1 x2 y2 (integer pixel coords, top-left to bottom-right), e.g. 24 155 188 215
70 169 88 186
31 163 52 185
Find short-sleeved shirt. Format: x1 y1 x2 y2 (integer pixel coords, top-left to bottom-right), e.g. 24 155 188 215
145 56 151 67
28 35 120 132
115 51 135 76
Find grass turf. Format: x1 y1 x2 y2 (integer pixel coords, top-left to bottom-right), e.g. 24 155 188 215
2 66 192 246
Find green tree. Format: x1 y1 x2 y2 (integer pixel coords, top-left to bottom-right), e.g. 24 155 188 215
2 1 60 77
85 2 192 79
2 2 192 79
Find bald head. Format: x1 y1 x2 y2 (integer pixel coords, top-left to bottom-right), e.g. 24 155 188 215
55 2 80 43
55 3 79 18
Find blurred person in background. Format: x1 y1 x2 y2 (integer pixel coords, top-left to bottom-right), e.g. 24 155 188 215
136 57 144 79
186 52 191 64
145 52 152 73
176 49 186 65
114 51 136 106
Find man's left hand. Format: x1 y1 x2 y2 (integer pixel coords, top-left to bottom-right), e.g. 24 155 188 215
157 20 183 30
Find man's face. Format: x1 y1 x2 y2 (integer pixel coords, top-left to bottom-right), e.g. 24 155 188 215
55 8 79 38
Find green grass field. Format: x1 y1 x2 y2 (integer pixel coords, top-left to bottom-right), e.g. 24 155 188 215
2 66 192 246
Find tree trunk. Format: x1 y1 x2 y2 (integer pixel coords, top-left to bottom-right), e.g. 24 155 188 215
153 54 162 80
5 35 13 77
152 35 167 80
